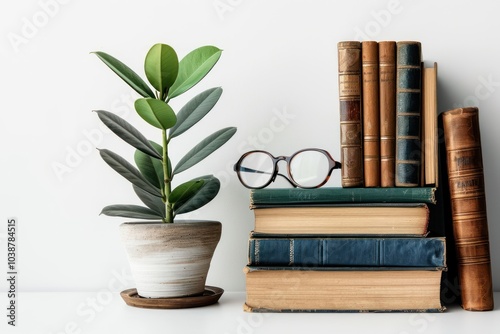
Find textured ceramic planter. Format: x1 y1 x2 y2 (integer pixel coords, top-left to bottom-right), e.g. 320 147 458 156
119 220 221 298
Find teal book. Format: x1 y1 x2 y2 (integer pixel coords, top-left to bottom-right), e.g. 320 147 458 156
248 236 446 268
395 41 422 187
249 187 436 207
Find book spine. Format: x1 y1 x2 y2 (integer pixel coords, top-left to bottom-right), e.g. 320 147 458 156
395 41 422 187
422 63 439 186
442 107 494 311
248 237 446 268
362 41 380 187
379 41 397 187
250 187 437 206
338 41 363 187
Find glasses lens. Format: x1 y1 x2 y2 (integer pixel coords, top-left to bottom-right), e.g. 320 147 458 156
237 152 274 188
289 150 330 188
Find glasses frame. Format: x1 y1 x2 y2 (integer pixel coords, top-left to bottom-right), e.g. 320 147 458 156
233 148 341 189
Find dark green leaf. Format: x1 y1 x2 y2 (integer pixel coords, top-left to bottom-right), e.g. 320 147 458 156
169 87 223 139
168 46 222 99
173 127 237 175
95 110 161 159
144 43 179 96
100 204 162 220
135 98 177 130
173 175 220 215
168 179 204 205
134 142 164 190
98 148 161 197
92 51 155 98
133 185 165 217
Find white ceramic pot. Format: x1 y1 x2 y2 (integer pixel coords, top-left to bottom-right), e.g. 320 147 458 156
119 220 221 298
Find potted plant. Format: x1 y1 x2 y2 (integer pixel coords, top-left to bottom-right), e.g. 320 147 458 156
92 43 236 302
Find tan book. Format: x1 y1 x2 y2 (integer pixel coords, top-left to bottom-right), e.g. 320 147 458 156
252 203 430 236
422 62 438 186
379 41 397 187
338 41 363 187
442 107 494 311
244 267 445 312
362 41 380 187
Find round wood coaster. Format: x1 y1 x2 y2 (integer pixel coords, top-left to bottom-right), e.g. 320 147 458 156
120 286 224 309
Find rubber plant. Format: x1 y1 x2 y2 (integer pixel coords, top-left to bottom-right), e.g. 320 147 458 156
92 43 236 223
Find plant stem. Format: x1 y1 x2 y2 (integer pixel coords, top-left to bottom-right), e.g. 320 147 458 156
162 129 173 223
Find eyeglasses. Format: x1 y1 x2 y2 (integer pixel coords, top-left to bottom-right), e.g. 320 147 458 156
233 148 341 189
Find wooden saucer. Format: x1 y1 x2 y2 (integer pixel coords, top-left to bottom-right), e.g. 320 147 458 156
120 286 224 309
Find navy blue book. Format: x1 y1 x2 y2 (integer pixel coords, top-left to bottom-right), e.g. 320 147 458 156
248 236 446 268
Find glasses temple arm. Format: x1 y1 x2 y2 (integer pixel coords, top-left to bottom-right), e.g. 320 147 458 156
234 165 297 188
236 166 273 175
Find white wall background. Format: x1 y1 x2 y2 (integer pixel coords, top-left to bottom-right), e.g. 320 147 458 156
1 0 499 294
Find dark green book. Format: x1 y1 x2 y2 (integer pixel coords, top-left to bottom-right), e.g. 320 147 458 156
395 41 422 187
248 236 446 268
249 187 436 207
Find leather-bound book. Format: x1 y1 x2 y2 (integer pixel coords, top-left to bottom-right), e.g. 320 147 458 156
379 41 397 187
395 41 422 187
338 41 363 187
442 107 494 311
362 41 380 187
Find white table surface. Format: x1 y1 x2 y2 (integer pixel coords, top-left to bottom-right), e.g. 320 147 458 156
2 291 499 334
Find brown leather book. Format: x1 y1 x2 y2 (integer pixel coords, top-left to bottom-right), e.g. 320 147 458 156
362 41 380 187
338 41 363 187
378 41 396 187
442 107 494 311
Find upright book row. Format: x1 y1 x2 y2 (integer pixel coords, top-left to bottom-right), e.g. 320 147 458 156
243 187 446 312
337 40 438 188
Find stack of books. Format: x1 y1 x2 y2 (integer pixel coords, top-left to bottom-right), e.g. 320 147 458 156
243 187 447 312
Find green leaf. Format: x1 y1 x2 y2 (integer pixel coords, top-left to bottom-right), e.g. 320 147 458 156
100 204 162 220
169 87 223 139
134 98 177 130
133 185 166 217
98 148 161 197
168 179 204 205
134 141 164 190
168 46 222 99
144 43 179 96
95 110 161 159
92 51 155 98
173 175 220 215
173 127 237 175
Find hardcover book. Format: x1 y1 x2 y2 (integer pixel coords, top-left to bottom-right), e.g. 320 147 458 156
244 266 445 312
249 187 437 207
338 41 363 187
248 236 446 268
251 203 430 236
442 107 494 311
362 41 380 187
395 41 422 187
379 41 397 187
422 62 439 186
